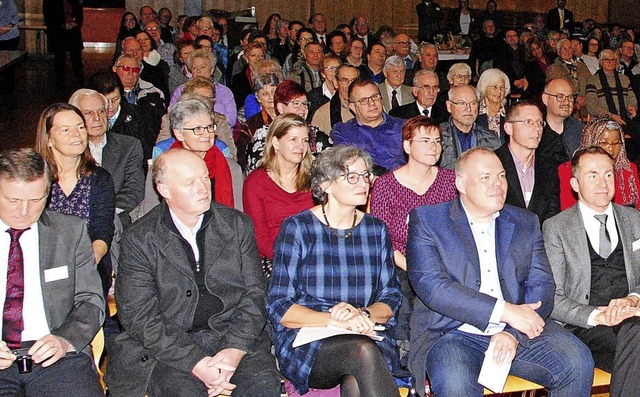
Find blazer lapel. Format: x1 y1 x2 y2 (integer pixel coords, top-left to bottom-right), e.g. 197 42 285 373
450 199 481 276
528 153 546 209
613 206 640 287
498 148 527 207
495 211 515 289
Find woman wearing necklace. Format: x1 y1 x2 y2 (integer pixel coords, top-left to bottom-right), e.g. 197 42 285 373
370 116 457 349
243 113 314 277
476 68 510 142
267 145 403 397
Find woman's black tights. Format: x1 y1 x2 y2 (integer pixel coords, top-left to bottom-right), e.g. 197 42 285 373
307 335 399 397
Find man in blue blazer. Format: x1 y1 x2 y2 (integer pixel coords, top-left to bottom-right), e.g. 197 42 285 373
406 147 593 396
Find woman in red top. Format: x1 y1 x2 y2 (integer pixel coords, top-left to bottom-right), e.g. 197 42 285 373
559 116 640 210
243 113 314 277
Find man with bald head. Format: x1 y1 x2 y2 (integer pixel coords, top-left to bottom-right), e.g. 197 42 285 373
393 33 417 70
407 147 593 396
439 84 501 169
106 149 280 397
539 78 585 166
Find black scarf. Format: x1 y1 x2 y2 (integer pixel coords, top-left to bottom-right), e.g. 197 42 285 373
597 68 630 121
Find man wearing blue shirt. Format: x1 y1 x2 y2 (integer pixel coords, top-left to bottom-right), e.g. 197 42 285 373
331 78 406 175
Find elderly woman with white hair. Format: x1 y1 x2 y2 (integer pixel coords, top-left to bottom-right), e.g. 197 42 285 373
446 62 472 88
476 68 511 141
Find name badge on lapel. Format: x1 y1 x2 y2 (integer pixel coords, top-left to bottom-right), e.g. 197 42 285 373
633 239 640 252
44 266 69 282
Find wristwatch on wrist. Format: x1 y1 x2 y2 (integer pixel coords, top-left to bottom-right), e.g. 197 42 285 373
359 307 371 318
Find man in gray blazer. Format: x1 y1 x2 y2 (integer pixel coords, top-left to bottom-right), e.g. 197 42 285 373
379 56 414 112
106 149 280 397
0 149 104 396
543 146 640 396
69 89 145 226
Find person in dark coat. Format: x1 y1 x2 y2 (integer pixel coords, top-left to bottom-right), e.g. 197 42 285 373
43 0 84 90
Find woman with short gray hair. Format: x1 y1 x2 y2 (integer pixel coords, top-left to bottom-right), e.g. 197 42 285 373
267 144 404 397
476 68 511 140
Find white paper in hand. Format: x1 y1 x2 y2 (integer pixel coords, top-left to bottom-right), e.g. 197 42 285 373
478 341 512 393
292 327 384 348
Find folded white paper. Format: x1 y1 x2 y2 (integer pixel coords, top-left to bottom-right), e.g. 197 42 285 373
478 341 512 393
292 327 384 348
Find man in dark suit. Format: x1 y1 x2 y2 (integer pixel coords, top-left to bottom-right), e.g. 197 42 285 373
352 16 379 50
43 0 84 90
106 149 280 396
547 0 574 34
69 89 145 226
495 101 560 226
416 0 443 43
390 69 448 124
0 148 104 396
88 70 156 161
406 147 594 396
544 146 640 396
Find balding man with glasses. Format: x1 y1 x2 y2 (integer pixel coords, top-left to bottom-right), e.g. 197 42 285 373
331 78 406 175
539 78 585 166
439 84 501 169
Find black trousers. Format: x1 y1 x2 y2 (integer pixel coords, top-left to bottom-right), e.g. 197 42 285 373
573 317 640 397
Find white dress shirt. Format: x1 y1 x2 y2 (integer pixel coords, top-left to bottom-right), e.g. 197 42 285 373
0 220 50 342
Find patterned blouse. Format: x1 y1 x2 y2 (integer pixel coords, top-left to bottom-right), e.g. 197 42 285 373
479 99 506 138
370 168 457 255
267 210 402 395
245 124 332 174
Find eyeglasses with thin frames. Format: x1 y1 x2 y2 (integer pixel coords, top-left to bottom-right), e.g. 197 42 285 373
543 92 577 102
509 119 546 128
352 93 382 106
283 100 310 109
181 124 217 135
448 100 478 108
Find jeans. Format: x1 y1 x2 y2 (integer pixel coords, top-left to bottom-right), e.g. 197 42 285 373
425 329 594 397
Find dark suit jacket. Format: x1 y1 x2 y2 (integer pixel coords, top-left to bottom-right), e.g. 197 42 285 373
407 198 559 395
389 99 449 124
106 202 271 396
102 132 145 223
547 7 574 33
416 1 443 42
543 203 640 328
110 101 155 161
37 210 105 354
42 0 83 51
495 144 560 225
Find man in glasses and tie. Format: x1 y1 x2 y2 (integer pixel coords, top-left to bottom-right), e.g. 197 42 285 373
390 69 449 124
0 148 104 396
543 146 640 396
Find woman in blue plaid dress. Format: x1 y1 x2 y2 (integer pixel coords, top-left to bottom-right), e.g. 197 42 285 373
267 145 402 396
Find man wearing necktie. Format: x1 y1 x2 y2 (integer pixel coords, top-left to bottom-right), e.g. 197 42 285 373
547 0 574 34
0 149 104 396
543 146 640 396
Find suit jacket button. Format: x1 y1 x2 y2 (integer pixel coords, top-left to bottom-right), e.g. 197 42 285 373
141 355 149 362
585 294 589 300
186 290 192 297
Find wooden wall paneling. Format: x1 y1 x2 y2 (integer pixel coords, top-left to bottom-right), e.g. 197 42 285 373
374 0 396 33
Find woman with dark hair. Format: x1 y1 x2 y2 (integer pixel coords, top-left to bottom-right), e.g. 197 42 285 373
345 37 366 68
243 113 314 276
523 37 552 106
34 102 115 297
327 30 348 58
245 80 332 172
269 18 292 65
336 23 352 42
583 35 600 75
447 0 476 35
168 40 195 94
370 116 457 345
558 116 640 210
263 13 282 40
113 12 141 63
267 145 403 397
176 15 199 45
282 27 318 77
136 30 170 102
